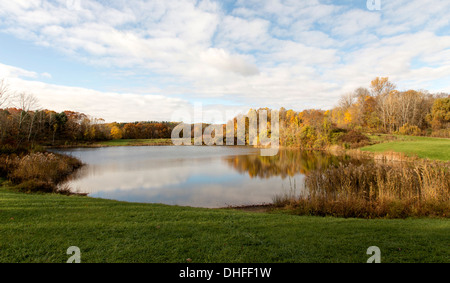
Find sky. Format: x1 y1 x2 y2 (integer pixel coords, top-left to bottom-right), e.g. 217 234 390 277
0 0 449 123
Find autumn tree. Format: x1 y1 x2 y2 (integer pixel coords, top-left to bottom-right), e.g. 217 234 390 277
370 77 397 132
394 90 433 131
335 88 377 130
370 77 396 97
110 125 123 139
427 97 450 130
52 112 68 143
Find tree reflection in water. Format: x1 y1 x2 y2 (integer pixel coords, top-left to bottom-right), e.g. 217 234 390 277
224 149 359 179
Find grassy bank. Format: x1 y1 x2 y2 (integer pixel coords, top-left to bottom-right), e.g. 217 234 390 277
98 139 173 147
0 188 449 263
44 139 174 149
361 135 450 161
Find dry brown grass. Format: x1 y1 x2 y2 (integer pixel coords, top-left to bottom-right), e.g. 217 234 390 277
275 161 450 218
0 152 82 193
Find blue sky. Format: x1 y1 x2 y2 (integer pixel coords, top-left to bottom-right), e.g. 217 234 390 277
0 0 449 122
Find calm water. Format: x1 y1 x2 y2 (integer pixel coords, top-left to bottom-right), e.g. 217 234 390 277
53 146 348 208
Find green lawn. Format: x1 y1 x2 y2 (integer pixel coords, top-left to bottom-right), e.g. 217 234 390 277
0 188 448 263
361 135 450 161
98 139 173 147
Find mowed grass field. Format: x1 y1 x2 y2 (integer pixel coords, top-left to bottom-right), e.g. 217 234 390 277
362 135 450 161
0 187 449 263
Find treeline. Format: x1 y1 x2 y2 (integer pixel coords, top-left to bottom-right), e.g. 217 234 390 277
276 77 449 149
213 77 448 149
109 122 178 140
1 77 449 152
333 77 449 135
0 80 176 152
0 105 111 152
0 106 177 152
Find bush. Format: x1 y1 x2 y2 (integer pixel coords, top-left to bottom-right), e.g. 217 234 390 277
9 152 81 184
13 180 55 193
430 129 450 138
0 154 15 178
398 123 422 136
337 130 370 148
2 152 82 193
0 145 15 154
329 129 346 144
0 145 30 155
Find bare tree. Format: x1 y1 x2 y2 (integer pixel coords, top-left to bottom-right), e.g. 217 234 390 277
354 87 370 98
0 80 11 143
17 92 39 112
0 79 12 108
338 92 357 111
371 77 397 132
15 92 40 146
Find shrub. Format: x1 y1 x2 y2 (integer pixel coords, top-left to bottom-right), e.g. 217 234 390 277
0 154 15 177
329 129 346 144
13 180 55 193
430 129 450 138
337 130 370 148
0 145 15 155
9 152 81 183
2 152 82 193
398 123 422 136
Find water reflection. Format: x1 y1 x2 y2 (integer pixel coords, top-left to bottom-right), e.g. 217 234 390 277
224 149 356 179
54 146 354 208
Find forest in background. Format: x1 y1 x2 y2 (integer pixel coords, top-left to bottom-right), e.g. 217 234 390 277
0 77 449 153
276 77 449 150
0 79 178 152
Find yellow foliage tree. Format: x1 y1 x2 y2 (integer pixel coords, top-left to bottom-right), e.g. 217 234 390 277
344 110 352 124
110 126 123 140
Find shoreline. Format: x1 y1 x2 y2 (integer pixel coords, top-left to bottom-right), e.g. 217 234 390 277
222 203 275 213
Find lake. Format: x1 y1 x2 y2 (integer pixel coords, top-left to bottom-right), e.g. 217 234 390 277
52 146 349 208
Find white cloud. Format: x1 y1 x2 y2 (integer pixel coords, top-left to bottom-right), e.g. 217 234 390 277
0 62 186 122
199 48 260 76
0 0 449 120
41 72 52 79
0 63 38 79
8 79 188 123
0 63 252 123
329 9 381 37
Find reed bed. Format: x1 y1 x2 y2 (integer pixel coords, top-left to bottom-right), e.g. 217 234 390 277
0 152 82 194
275 161 450 218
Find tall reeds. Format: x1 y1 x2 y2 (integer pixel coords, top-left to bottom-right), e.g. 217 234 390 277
0 152 82 193
275 161 450 218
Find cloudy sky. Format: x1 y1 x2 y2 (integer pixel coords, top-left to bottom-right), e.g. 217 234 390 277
0 0 449 122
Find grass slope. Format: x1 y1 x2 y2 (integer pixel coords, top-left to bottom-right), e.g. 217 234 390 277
1 188 448 263
362 135 450 161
